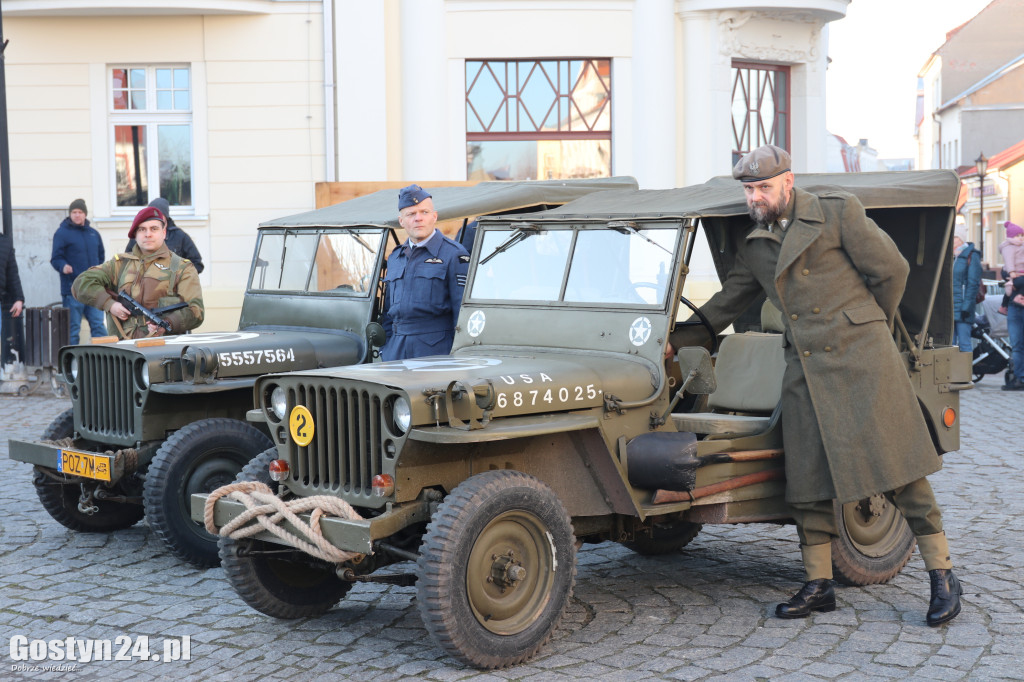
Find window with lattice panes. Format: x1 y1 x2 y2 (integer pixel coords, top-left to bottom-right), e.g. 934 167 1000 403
466 59 611 181
731 61 790 164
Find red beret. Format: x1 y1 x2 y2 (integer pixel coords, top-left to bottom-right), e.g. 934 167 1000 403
128 206 166 239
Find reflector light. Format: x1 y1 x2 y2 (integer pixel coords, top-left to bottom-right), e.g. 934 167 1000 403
942 408 956 428
268 459 290 482
372 473 395 497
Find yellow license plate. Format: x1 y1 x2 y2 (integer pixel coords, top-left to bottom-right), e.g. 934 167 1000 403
58 449 112 481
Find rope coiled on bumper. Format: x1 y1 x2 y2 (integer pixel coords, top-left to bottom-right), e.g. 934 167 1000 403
204 481 365 563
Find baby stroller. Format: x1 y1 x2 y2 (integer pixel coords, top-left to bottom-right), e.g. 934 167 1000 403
973 293 1015 385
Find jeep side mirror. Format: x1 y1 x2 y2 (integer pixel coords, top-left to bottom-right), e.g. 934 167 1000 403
365 322 385 348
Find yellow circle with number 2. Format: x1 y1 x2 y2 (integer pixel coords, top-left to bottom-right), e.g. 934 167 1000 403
289 405 314 446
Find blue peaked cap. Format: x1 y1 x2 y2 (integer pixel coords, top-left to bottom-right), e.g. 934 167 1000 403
398 184 432 210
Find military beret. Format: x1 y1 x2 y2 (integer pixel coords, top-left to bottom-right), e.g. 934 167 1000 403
732 145 792 182
398 184 432 210
128 206 166 239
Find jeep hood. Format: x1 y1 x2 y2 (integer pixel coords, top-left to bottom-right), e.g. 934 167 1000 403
282 351 658 418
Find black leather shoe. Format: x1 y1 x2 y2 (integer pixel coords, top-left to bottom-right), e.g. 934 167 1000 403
775 579 836 619
927 569 963 626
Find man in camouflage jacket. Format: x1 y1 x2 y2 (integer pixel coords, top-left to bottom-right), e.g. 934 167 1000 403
73 206 203 339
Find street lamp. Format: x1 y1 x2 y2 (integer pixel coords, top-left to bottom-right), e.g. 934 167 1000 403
976 152 989 251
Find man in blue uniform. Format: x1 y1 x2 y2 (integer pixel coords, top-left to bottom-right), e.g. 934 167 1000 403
379 184 469 361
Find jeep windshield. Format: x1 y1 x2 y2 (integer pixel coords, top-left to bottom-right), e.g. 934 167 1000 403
248 228 385 295
471 224 678 306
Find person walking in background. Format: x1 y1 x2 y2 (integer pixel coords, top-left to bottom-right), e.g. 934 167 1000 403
51 199 106 344
951 222 982 352
74 206 203 339
125 198 204 273
0 233 25 366
1001 222 1024 390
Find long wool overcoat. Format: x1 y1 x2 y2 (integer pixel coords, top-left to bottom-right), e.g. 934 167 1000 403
672 187 941 504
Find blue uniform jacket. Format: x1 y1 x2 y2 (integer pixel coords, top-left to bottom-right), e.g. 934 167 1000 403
379 230 469 361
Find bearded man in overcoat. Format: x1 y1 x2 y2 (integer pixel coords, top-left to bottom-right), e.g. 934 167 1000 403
669 145 962 627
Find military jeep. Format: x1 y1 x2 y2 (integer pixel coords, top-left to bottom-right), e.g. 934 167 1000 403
8 177 635 567
196 170 970 667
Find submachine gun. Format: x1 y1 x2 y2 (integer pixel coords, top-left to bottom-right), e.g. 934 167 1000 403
116 291 188 332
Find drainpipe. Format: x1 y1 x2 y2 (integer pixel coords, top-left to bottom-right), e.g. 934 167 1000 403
323 0 336 182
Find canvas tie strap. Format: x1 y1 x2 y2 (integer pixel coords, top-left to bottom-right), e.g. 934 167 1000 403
203 481 365 563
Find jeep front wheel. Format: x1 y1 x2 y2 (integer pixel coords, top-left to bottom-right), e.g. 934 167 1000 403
831 495 915 586
218 448 352 618
33 469 145 532
416 471 576 669
33 409 145 532
144 418 272 567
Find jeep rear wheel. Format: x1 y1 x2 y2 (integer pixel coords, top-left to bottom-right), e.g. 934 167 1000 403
144 418 272 567
622 518 702 555
416 471 576 669
831 496 915 586
218 448 352 619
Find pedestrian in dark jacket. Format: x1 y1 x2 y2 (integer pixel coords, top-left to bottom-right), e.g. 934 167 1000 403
50 199 106 343
0 233 25 365
951 223 982 352
124 198 204 273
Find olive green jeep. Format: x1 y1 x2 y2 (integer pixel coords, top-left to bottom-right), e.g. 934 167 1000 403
7 178 635 567
196 170 971 667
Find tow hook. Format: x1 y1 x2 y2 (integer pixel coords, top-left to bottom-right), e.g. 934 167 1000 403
77 484 99 515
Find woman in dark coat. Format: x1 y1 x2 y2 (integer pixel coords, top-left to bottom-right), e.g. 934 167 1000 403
951 222 982 352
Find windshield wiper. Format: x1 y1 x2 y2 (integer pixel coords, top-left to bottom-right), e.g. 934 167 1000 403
607 221 672 256
340 227 375 253
479 223 541 265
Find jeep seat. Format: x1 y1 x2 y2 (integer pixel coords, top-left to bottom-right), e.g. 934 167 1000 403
671 303 786 437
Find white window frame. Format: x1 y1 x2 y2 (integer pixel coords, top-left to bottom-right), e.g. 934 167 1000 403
104 64 199 218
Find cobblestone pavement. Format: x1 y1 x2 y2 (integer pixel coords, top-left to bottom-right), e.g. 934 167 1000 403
1 380 1022 681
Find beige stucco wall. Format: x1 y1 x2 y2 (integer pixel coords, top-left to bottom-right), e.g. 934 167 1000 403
6 6 324 332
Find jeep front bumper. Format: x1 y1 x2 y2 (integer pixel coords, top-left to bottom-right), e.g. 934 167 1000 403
8 439 129 484
190 493 430 555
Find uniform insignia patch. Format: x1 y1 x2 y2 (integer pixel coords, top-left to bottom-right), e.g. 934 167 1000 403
459 255 470 262
749 161 760 174
425 257 443 264
155 263 169 270
456 275 467 286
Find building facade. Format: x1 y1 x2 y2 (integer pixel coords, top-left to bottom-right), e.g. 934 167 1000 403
4 0 848 331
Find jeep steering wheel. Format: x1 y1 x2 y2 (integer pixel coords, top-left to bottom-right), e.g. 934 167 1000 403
675 295 718 354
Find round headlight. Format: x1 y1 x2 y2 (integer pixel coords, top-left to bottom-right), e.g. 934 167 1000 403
69 356 79 382
137 363 150 389
270 386 287 420
393 396 411 434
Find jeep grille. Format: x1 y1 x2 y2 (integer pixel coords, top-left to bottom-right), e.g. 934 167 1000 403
77 351 137 439
286 382 384 502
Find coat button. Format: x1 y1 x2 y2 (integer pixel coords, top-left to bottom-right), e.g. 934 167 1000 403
802 268 810 275
812 307 821 314
803 350 811 357
790 313 798 320
824 346 832 352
